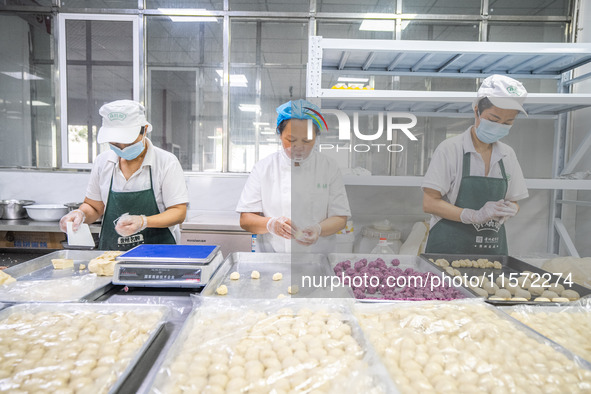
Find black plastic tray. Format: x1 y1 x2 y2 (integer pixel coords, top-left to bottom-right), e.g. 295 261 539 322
420 253 591 305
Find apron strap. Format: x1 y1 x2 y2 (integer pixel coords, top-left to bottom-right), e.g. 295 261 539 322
462 152 471 179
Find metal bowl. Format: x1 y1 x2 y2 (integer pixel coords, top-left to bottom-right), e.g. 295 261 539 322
24 204 69 222
64 202 82 212
0 200 35 220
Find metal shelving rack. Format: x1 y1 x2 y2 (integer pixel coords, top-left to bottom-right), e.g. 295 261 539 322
307 36 591 256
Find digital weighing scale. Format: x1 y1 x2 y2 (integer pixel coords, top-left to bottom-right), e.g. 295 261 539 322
112 244 223 288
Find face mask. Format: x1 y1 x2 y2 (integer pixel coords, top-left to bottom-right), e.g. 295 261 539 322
475 118 511 144
109 135 145 160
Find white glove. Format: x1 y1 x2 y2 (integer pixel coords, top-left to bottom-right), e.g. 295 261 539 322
498 201 518 225
460 200 508 225
114 213 147 237
295 223 322 246
266 216 293 240
59 209 86 232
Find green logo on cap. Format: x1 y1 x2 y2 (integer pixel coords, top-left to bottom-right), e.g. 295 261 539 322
108 112 127 121
506 86 520 96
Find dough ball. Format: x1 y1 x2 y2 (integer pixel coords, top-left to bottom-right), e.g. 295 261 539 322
471 287 489 298
277 294 286 299
529 286 545 296
288 286 298 295
272 273 283 281
514 288 531 300
534 297 551 302
482 282 499 295
451 261 461 268
493 261 502 270
79 264 86 271
541 290 559 299
216 285 228 295
494 289 511 300
230 272 240 280
495 275 507 288
516 277 532 289
504 282 520 296
547 283 564 294
551 297 569 303
511 297 528 302
561 289 580 301
251 271 260 279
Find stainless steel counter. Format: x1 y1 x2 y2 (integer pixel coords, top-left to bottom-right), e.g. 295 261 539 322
0 219 101 233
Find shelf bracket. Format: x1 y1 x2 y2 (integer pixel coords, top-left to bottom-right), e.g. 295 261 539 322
554 219 580 257
411 53 434 72
338 51 350 70
508 55 542 74
437 54 464 73
387 53 406 71
362 52 376 71
560 127 591 176
306 35 323 98
563 70 591 86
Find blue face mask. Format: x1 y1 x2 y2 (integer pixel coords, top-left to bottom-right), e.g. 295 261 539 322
109 136 145 160
475 118 512 144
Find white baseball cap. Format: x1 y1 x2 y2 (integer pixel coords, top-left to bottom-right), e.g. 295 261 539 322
97 100 153 144
474 74 528 116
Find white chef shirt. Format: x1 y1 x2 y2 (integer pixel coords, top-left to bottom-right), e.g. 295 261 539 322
86 138 189 242
236 150 351 253
422 127 529 229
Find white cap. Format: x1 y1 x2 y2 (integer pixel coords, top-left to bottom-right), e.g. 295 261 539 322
97 100 153 144
474 74 528 115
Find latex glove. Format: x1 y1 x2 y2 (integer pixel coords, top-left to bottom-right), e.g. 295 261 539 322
266 216 293 240
114 213 147 237
460 200 507 225
295 223 322 246
498 201 519 225
59 209 86 233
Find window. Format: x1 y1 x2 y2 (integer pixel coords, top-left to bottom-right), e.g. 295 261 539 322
228 20 308 172
146 16 223 171
58 14 139 169
0 13 55 168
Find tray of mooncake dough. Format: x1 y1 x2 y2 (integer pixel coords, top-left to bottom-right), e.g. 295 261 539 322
0 302 171 394
148 297 397 393
420 253 591 305
501 303 591 364
0 250 114 303
201 252 343 299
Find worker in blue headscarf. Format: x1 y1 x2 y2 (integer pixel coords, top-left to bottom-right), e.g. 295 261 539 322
236 99 351 253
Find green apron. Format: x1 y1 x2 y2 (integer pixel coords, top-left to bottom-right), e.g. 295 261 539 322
425 151 509 255
98 165 176 251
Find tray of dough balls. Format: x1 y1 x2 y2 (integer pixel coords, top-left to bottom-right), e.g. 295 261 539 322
328 254 475 302
201 252 334 299
420 253 591 305
353 299 591 394
501 302 591 364
148 297 397 393
0 250 122 303
0 302 170 394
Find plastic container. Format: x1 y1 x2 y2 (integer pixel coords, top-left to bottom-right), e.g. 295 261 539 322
354 220 402 253
371 238 395 254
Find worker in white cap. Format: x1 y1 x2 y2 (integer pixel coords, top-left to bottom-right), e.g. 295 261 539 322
59 100 188 250
236 99 351 253
422 75 529 254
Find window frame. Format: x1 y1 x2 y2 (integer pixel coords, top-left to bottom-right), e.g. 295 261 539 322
58 13 140 169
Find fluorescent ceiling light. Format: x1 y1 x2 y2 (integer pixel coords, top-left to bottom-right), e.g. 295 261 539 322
265 138 277 142
216 70 248 87
253 122 270 126
337 77 369 83
359 20 395 32
207 135 222 139
168 16 218 22
239 104 260 113
27 100 50 106
260 131 275 135
1 71 43 80
158 8 214 15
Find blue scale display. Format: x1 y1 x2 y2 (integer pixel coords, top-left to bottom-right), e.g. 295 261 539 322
112 244 223 288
